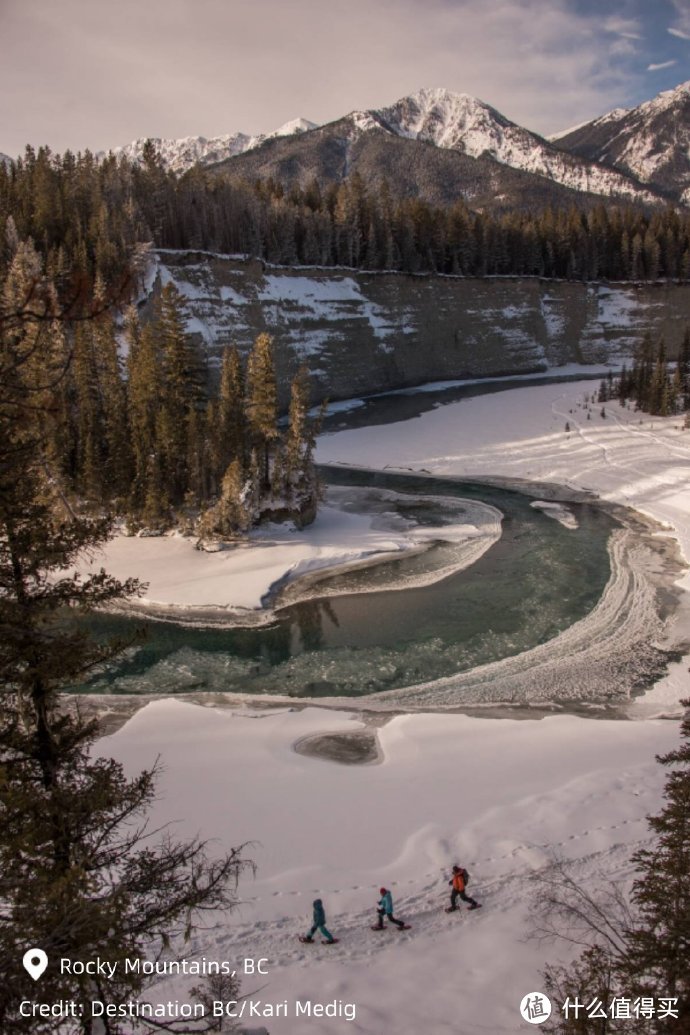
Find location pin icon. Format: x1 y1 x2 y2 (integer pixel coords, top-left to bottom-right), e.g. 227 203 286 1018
23 948 48 981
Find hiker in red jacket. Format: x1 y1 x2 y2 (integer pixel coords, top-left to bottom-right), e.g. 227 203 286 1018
448 865 481 911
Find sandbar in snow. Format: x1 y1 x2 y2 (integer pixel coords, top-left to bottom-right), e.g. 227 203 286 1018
77 488 500 623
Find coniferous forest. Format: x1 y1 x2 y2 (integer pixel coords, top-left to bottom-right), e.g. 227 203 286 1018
4 143 690 538
3 235 319 535
598 327 690 422
4 145 690 291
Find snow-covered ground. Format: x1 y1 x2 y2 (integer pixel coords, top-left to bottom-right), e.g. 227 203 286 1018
97 380 690 1033
104 702 680 1034
317 380 690 717
80 487 499 622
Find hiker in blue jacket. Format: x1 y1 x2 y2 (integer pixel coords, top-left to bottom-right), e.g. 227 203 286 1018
374 887 407 929
302 898 336 943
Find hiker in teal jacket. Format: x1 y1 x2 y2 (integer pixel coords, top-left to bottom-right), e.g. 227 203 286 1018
375 887 406 929
303 899 336 943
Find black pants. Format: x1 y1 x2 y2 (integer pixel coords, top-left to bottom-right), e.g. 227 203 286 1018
451 888 478 909
377 908 405 928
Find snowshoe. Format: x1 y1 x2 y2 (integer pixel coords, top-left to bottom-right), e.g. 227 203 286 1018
396 923 412 930
468 903 482 911
445 906 458 913
371 924 385 931
322 938 339 945
298 936 314 943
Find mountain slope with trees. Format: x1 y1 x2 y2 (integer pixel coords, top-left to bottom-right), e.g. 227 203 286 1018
206 109 660 212
3 144 690 294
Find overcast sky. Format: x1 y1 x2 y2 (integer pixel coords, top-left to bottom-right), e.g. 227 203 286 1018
2 0 689 156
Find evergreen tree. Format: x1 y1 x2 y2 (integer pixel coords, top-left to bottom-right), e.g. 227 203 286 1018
215 345 246 485
618 364 630 404
185 402 209 509
650 339 670 416
154 282 205 504
634 333 656 412
678 327 690 412
540 700 690 1033
625 702 690 1028
72 319 105 499
284 364 310 500
92 276 132 503
245 332 278 490
126 315 161 515
198 459 249 538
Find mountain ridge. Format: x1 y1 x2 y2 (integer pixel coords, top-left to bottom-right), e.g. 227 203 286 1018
553 81 690 204
7 81 685 211
368 88 658 203
203 87 662 211
108 117 318 173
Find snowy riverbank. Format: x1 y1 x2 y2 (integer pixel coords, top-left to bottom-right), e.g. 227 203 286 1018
91 378 690 1034
80 486 501 626
317 380 690 718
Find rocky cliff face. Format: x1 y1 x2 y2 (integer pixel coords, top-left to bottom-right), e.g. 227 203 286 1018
144 250 690 406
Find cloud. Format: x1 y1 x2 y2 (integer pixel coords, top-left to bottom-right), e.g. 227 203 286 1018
609 39 638 58
603 15 642 40
0 0 655 152
669 0 690 38
647 59 678 70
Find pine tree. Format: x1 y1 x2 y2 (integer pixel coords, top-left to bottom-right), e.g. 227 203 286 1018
185 402 209 509
215 345 246 484
540 701 690 1034
245 332 278 491
650 340 670 416
198 458 249 538
154 282 205 504
678 327 690 412
618 364 630 404
92 276 132 503
285 365 310 501
72 319 105 499
126 314 160 515
625 701 690 1029
634 333 656 411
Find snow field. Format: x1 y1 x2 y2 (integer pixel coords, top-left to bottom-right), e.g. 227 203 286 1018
79 489 499 622
96 378 690 1032
102 702 682 1034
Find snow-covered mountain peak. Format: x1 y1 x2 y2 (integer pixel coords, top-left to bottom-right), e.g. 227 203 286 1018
270 117 318 138
360 88 657 204
346 110 387 134
553 79 690 201
648 79 690 106
621 79 690 126
377 88 508 152
109 117 318 172
403 86 491 118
